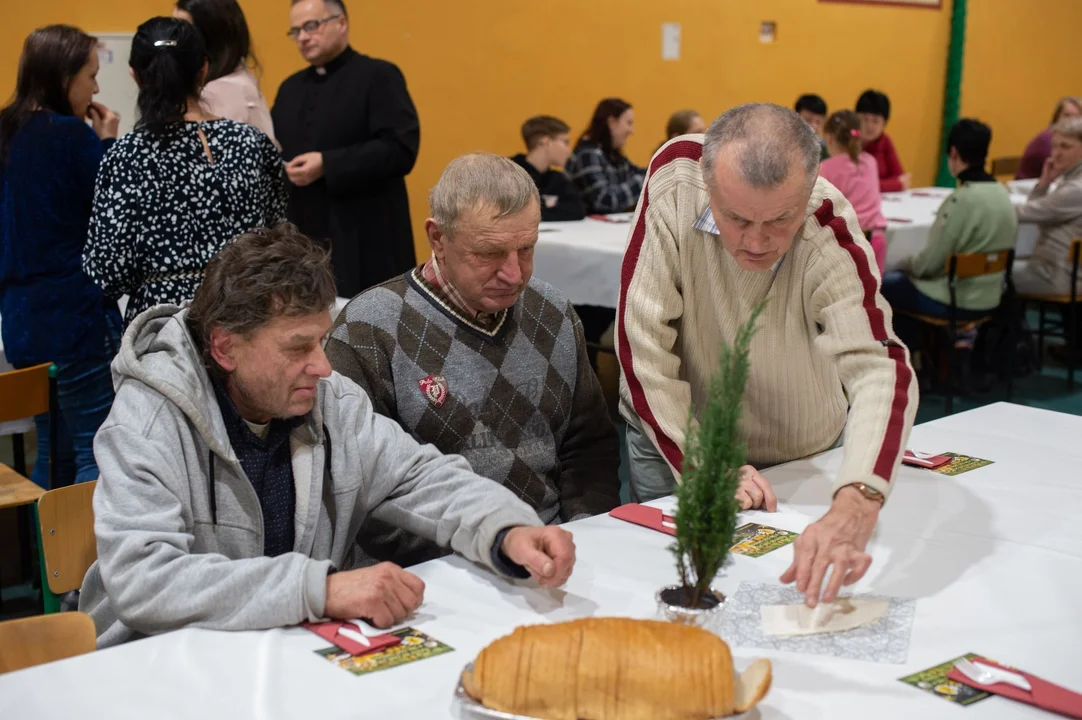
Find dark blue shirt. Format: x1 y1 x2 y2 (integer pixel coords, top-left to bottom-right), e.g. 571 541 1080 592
0 112 118 366
211 378 299 557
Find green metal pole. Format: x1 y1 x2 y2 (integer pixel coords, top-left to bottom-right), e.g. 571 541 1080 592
936 0 967 187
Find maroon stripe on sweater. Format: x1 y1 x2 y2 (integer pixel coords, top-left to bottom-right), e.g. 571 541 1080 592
813 198 912 482
617 140 703 473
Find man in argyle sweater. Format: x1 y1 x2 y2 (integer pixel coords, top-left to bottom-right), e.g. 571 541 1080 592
327 153 620 567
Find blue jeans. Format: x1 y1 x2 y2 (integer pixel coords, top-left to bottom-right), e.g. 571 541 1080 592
30 321 120 489
881 271 987 352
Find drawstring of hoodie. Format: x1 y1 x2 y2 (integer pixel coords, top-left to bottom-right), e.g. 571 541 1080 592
204 427 331 529
208 450 217 525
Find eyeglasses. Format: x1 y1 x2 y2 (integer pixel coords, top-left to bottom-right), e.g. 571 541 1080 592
286 15 342 39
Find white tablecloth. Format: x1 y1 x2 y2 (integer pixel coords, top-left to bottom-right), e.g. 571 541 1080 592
532 188 1041 310
533 218 631 308
881 187 1038 271
2 402 1079 719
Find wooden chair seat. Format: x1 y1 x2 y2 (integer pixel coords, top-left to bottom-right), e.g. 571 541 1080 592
0 463 45 511
0 612 96 674
1017 291 1075 304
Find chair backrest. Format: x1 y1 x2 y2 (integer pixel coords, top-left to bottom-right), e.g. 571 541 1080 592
0 612 96 674
947 250 1013 279
0 362 50 425
38 481 98 595
991 156 1022 178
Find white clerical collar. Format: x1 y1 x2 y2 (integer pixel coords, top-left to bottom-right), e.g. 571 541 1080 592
315 66 327 76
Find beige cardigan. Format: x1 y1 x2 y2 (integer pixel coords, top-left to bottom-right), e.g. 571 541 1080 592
616 137 918 499
200 67 279 149
1015 162 1082 296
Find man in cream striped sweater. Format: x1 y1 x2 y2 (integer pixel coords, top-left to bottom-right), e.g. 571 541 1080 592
618 104 918 608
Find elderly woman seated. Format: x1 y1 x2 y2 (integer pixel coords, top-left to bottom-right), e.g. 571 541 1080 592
1015 116 1082 363
1016 97 1081 180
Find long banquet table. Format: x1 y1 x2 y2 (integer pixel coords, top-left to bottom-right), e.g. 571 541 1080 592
1 402 1080 719
532 187 1041 310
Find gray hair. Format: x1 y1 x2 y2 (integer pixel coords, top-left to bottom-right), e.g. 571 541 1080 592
429 153 540 238
701 103 822 190
1053 116 1082 144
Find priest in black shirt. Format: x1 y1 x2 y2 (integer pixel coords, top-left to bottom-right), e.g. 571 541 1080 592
272 0 420 298
510 116 586 222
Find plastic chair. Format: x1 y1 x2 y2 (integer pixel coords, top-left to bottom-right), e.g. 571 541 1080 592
36 481 98 615
1018 238 1081 390
897 249 1015 414
0 612 96 674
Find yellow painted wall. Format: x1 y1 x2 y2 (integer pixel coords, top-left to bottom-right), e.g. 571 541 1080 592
2 0 1079 263
961 0 1082 165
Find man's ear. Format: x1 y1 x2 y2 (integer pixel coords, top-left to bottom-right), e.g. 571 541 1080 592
425 219 448 261
209 325 239 373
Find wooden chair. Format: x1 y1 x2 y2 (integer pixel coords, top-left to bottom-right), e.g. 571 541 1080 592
991 156 1022 179
36 481 98 614
898 249 1015 414
0 362 56 480
0 363 57 606
1018 238 1082 389
0 612 96 674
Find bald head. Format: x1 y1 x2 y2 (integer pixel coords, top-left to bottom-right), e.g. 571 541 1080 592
701 103 822 191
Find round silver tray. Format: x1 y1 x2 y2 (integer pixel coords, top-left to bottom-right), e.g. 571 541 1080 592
453 662 757 720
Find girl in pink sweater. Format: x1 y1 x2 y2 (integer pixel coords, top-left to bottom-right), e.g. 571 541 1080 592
819 110 887 273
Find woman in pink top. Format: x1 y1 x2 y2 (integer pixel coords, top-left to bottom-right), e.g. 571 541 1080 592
173 0 278 148
819 110 887 273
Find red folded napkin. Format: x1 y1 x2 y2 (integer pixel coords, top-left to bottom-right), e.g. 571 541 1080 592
886 217 914 224
947 658 1082 718
588 214 632 223
902 450 953 469
610 503 676 536
301 620 402 656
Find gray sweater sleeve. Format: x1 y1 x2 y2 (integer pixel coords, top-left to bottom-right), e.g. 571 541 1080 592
331 380 544 571
91 418 332 636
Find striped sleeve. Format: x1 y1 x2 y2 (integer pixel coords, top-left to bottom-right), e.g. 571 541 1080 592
809 197 919 499
616 141 704 480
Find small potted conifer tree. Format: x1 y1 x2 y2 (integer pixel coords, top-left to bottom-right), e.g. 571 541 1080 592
657 302 764 631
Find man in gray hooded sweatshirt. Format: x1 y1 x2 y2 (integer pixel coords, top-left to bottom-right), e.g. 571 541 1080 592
80 225 575 647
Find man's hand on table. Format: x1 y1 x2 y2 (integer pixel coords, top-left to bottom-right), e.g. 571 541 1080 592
501 526 576 587
737 465 778 511
324 562 425 628
779 485 880 608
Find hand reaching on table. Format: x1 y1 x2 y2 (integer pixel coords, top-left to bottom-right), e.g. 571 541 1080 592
501 526 576 588
779 486 880 608
324 562 425 628
736 465 778 511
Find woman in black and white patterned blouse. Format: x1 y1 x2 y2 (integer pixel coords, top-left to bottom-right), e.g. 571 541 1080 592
84 17 285 325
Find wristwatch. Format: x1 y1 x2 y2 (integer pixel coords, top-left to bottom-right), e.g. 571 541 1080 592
836 482 886 506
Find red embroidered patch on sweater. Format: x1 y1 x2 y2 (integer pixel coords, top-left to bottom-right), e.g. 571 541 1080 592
418 375 449 408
